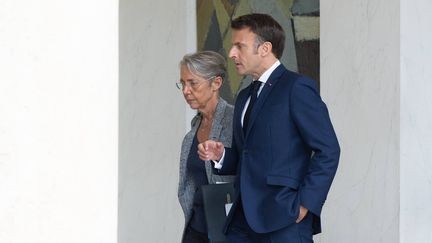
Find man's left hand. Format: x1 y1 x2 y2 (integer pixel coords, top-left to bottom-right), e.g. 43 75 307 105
296 205 308 223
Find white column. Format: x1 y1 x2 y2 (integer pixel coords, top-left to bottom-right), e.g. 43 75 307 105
0 1 118 243
185 0 198 131
401 0 432 242
118 0 189 242
320 0 400 242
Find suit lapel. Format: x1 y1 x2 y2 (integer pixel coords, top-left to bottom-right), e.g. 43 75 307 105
209 99 226 140
244 65 286 136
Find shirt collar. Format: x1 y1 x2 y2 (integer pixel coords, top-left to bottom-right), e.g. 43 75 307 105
256 60 281 84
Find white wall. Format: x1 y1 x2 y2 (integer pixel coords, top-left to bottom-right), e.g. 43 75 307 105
0 1 118 243
401 0 432 242
320 0 400 242
118 0 191 242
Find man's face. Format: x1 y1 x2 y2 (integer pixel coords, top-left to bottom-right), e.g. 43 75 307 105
228 28 263 79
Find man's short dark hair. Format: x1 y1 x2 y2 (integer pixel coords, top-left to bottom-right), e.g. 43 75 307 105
231 13 285 59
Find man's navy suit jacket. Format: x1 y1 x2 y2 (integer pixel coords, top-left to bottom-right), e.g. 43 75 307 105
218 64 340 234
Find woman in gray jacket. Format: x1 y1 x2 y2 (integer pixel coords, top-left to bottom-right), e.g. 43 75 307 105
177 51 235 243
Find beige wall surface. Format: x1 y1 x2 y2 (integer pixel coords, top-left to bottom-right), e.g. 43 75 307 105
401 0 432 242
319 1 400 242
119 0 192 242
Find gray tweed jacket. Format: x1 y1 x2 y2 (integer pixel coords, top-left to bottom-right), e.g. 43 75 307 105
178 98 235 236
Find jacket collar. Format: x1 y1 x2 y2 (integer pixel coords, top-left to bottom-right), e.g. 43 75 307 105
243 64 286 136
191 98 228 140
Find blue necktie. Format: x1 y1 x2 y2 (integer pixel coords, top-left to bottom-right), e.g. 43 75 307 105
243 81 262 134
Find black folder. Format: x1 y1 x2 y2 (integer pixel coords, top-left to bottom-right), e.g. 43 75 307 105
201 183 235 243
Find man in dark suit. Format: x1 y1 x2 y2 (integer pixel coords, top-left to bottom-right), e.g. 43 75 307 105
198 13 340 243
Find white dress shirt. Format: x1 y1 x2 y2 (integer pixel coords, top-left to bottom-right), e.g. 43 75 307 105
214 60 281 169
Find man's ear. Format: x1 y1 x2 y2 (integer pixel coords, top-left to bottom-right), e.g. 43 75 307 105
212 76 223 91
260 41 273 57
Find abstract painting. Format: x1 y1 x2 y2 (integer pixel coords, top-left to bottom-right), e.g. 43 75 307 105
197 0 320 104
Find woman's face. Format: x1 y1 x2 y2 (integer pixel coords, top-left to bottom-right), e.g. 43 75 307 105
179 65 219 111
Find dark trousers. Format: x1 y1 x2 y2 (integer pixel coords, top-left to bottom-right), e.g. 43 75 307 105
226 203 313 243
182 224 210 243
